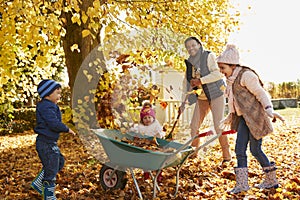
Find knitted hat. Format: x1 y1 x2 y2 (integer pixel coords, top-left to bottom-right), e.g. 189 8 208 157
216 44 240 65
140 103 155 120
37 79 61 98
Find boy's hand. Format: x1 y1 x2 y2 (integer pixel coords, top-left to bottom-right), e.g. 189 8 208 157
69 129 76 136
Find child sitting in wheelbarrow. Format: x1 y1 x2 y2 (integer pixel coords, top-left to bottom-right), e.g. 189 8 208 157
129 102 166 182
130 102 165 138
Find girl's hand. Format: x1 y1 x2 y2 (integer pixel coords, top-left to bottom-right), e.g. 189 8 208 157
219 114 232 130
272 112 285 123
266 107 285 123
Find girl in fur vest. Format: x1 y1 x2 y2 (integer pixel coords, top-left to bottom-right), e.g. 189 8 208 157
217 44 285 194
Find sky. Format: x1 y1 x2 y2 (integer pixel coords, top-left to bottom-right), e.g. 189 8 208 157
228 0 300 83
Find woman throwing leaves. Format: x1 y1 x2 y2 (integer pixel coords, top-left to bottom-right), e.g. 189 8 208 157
183 37 231 163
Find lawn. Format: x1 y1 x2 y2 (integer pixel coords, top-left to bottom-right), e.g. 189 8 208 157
0 108 299 199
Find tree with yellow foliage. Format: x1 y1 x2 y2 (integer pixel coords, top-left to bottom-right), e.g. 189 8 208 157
0 0 240 115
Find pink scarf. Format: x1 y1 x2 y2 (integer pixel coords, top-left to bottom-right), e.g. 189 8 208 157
225 67 242 113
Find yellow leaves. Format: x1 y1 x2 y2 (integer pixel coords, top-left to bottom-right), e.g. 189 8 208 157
83 70 93 82
93 0 101 10
220 85 226 92
77 99 83 104
81 12 88 24
187 88 203 96
70 44 80 53
86 6 99 20
82 29 91 38
71 13 81 25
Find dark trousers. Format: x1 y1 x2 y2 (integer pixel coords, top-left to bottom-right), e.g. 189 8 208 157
235 117 270 168
36 139 65 184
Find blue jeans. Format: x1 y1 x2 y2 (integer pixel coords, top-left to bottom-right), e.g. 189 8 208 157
36 138 65 184
235 117 270 168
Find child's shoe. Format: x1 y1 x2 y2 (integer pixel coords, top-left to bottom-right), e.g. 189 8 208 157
143 171 150 180
42 181 57 200
157 171 163 183
31 169 44 195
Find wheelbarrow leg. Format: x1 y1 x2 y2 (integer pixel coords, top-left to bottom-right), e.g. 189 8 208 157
152 170 162 199
129 168 143 200
173 165 183 197
149 172 161 192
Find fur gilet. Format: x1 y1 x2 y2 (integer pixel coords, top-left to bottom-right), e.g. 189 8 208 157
232 68 273 140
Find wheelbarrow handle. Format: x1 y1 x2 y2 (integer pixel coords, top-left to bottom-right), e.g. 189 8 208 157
222 129 236 135
197 129 236 138
160 134 199 168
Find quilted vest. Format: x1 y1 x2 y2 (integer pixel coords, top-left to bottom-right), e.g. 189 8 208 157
199 51 225 101
186 50 225 102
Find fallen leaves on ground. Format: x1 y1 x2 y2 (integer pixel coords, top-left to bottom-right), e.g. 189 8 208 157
0 108 299 199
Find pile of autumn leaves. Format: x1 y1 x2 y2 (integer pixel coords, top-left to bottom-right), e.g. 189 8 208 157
0 109 299 200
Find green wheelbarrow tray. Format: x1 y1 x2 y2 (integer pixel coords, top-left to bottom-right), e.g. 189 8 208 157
91 128 221 199
91 128 194 171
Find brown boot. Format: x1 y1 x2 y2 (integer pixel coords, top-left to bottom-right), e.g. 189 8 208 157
190 137 200 158
218 135 231 161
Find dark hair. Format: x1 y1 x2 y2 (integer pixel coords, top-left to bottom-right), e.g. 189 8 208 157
184 37 202 46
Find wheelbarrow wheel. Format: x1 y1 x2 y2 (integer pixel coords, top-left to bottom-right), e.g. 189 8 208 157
99 165 127 190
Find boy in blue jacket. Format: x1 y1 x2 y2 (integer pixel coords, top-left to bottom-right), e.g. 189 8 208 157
31 79 75 199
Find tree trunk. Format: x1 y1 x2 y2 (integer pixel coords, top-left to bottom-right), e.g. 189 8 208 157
61 0 101 90
61 0 105 128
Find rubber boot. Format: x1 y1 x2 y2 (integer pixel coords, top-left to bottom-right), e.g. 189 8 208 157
157 171 163 183
229 167 250 194
143 171 150 180
42 181 57 200
255 162 279 189
31 169 44 195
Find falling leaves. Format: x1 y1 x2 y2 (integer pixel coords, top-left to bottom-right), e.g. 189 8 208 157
187 88 203 96
159 101 168 110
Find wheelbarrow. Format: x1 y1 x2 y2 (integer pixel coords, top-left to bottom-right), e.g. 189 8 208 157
91 128 235 199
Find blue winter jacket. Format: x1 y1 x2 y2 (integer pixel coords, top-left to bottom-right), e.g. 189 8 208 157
34 99 69 143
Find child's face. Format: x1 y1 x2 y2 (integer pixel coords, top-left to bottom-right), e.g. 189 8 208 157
45 88 62 104
142 115 154 126
185 39 201 56
218 63 235 78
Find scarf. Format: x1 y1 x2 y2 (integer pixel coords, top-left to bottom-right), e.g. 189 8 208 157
188 46 203 70
226 66 242 113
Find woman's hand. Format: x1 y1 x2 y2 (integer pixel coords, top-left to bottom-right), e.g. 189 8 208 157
190 78 201 88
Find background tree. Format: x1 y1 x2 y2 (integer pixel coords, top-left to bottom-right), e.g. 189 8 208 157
0 0 240 109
